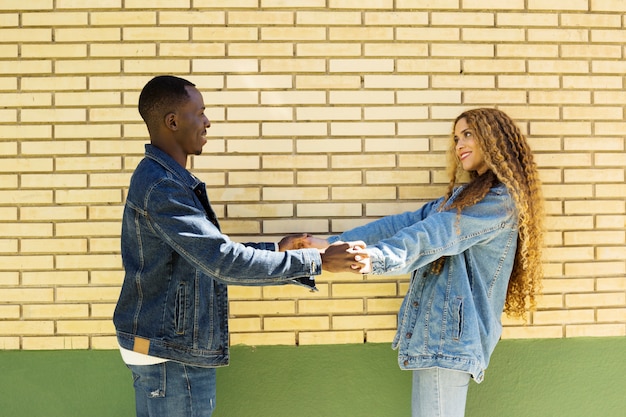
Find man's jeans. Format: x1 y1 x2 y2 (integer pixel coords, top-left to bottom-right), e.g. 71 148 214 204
128 362 216 417
412 367 471 417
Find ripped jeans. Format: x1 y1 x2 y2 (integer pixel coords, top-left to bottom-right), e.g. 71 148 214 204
127 362 216 417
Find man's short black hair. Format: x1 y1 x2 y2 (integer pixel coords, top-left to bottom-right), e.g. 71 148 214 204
138 75 195 128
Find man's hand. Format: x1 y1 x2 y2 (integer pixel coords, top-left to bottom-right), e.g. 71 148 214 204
279 233 329 251
320 241 369 274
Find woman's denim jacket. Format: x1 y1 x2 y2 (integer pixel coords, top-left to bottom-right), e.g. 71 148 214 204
114 145 321 368
329 183 518 382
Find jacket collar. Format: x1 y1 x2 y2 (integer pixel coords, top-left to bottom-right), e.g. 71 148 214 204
144 144 202 189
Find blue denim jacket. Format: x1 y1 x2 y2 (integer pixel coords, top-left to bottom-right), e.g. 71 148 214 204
114 144 321 367
329 183 518 382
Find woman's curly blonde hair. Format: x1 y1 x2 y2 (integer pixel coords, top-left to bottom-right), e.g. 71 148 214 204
442 108 545 318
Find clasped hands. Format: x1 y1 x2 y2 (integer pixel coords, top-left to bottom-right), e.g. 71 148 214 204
279 233 370 274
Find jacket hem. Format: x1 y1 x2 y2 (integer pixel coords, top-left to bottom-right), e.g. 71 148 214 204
117 331 229 368
397 353 485 383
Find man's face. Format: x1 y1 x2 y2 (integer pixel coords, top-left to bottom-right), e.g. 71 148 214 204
173 86 211 157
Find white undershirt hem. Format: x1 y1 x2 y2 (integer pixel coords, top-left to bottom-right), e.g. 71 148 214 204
119 345 169 366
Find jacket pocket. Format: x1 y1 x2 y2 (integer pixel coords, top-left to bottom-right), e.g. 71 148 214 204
174 283 187 335
451 296 463 341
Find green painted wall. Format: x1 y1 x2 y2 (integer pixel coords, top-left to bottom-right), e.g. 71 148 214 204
1 338 624 416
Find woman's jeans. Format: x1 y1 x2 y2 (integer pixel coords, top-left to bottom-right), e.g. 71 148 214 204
128 362 216 417
412 367 471 417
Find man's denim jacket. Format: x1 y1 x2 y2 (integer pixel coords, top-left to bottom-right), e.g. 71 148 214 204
114 145 321 367
329 183 518 382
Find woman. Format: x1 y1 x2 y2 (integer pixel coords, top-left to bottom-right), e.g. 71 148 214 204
311 108 544 417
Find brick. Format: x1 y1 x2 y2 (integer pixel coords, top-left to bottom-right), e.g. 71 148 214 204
55 28 120 43
57 320 115 335
91 11 157 25
332 283 397 298
0 288 54 302
365 11 428 25
262 219 329 234
87 238 118 253
56 0 121 8
23 336 90 350
262 155 327 169
91 336 119 350
228 171 293 185
0 239 17 253
562 44 622 59
566 324 625 337
91 271 124 286
230 300 295 316
298 299 364 314
264 187 328 201
533 309 595 325
229 318 261 332
597 308 626 322
332 186 395 200
591 0 626 12
328 27 394 41
297 138 361 153
367 298 403 313
299 330 364 345
528 0 588 10
230 43 294 57
0 306 20 319
297 203 362 217
56 287 121 303
23 304 89 319
431 12 494 26
264 316 329 331
0 321 54 336
565 138 624 151
501 326 563 339
192 27 257 41
597 277 626 291
332 314 396 330
22 44 87 58
366 170 430 185
366 329 396 343
55 59 121 74
497 12 557 26
566 293 626 308
329 59 394 73
230 332 295 346
22 271 89 286
21 239 88 254
229 203 293 218
56 254 121 269
260 58 325 72
0 60 52 75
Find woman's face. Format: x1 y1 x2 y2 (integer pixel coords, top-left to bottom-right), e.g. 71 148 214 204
453 117 488 175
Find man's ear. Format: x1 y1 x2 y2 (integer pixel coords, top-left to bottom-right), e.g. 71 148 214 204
165 112 177 131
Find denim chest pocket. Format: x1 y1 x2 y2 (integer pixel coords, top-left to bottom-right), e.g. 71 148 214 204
174 283 187 335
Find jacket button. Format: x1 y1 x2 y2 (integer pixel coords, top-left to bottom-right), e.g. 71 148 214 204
406 332 412 338
412 301 419 308
403 360 409 366
422 272 427 277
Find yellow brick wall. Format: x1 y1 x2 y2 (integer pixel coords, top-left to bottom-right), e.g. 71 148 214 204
1 1 625 350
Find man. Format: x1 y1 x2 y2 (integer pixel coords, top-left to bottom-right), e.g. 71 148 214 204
113 75 365 417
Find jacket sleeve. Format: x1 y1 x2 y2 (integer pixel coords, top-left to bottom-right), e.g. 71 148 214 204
363 190 517 276
145 177 321 284
328 198 443 246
